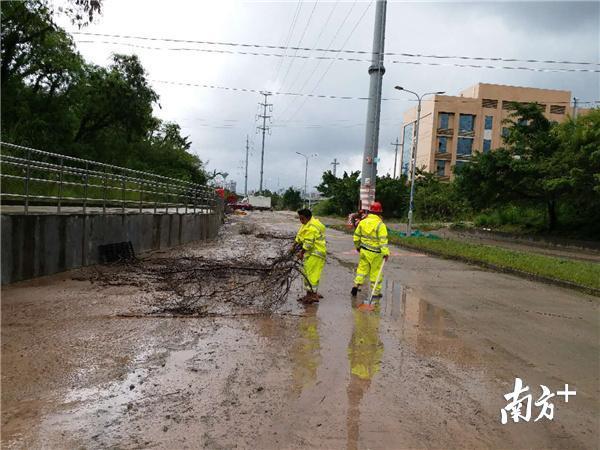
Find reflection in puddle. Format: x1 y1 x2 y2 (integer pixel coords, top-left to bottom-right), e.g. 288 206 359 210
346 299 384 450
383 280 479 367
290 308 321 395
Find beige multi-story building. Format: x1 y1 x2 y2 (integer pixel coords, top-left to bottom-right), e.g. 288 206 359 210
400 83 579 179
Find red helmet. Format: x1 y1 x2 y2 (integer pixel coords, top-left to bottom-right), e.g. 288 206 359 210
369 201 383 213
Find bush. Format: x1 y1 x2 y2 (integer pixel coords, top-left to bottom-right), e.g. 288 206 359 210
312 199 337 216
474 205 547 232
281 187 303 210
413 171 470 221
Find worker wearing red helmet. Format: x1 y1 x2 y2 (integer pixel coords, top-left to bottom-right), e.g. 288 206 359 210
351 201 389 298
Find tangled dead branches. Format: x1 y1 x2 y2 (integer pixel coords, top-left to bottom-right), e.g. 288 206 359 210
92 245 304 316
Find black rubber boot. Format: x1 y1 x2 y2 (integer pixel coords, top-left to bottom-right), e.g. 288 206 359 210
351 286 358 297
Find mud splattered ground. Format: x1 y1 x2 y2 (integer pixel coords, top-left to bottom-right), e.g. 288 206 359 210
2 211 598 449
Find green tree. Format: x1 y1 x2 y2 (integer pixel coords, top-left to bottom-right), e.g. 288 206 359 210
282 187 303 211
455 104 600 233
316 170 360 215
1 0 208 186
373 174 409 218
413 170 469 221
270 192 282 210
72 55 159 149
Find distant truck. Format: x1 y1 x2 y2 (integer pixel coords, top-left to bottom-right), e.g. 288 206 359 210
229 195 272 211
247 195 272 211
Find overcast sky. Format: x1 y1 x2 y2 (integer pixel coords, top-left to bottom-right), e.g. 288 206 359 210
58 1 599 194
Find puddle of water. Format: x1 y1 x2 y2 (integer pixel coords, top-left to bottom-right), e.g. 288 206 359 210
379 280 481 367
345 296 385 450
290 311 321 394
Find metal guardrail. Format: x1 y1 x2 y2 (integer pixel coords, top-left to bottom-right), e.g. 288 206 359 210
0 141 219 215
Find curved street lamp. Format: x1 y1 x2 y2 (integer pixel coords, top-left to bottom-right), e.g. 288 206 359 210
394 86 445 235
295 152 318 207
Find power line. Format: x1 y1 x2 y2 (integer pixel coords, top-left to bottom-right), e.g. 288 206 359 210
272 1 303 85
76 39 600 74
276 0 357 120
278 0 319 90
281 0 375 124
390 59 600 73
284 0 340 94
152 79 599 105
72 31 600 66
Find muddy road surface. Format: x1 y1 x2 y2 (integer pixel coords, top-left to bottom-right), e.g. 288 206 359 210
2 211 598 449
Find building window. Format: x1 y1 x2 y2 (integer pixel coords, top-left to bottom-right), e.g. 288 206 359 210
550 105 566 114
482 98 498 109
454 160 468 174
502 127 510 138
483 139 492 153
484 115 493 130
457 137 473 155
437 136 448 153
436 160 446 176
439 112 451 129
459 114 475 133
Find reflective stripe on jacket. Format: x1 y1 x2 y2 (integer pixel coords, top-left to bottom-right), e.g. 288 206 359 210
353 214 389 256
295 217 327 259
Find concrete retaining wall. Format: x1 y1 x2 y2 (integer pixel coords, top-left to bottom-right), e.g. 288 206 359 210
1 213 222 284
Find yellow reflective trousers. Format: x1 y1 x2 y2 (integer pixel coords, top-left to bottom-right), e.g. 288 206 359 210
295 216 327 292
303 254 325 292
353 249 384 295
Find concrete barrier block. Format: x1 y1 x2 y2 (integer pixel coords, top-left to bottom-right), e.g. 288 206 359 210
1 212 221 284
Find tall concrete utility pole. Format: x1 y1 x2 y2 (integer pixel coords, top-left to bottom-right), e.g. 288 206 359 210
391 137 401 179
244 135 249 198
331 158 340 176
573 97 578 119
257 91 272 192
360 0 387 210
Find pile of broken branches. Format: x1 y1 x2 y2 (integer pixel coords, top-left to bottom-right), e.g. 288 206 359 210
92 246 304 316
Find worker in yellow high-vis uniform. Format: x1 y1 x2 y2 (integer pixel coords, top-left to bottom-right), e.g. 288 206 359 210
351 201 389 298
292 208 327 303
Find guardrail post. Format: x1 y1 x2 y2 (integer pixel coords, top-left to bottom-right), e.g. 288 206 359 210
193 188 197 213
165 184 169 214
121 176 126 214
24 149 31 214
185 187 188 214
83 161 89 214
102 168 107 214
139 177 143 213
154 181 158 214
58 157 64 214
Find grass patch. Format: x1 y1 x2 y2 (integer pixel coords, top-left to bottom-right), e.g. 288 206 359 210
327 224 600 293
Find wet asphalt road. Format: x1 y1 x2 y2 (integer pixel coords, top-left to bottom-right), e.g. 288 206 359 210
1 211 598 449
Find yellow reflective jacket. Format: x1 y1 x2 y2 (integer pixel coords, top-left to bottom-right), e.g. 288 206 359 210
353 213 389 256
295 217 327 259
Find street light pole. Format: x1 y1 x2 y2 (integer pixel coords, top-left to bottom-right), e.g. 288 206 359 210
244 135 249 198
296 152 317 208
394 86 445 235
